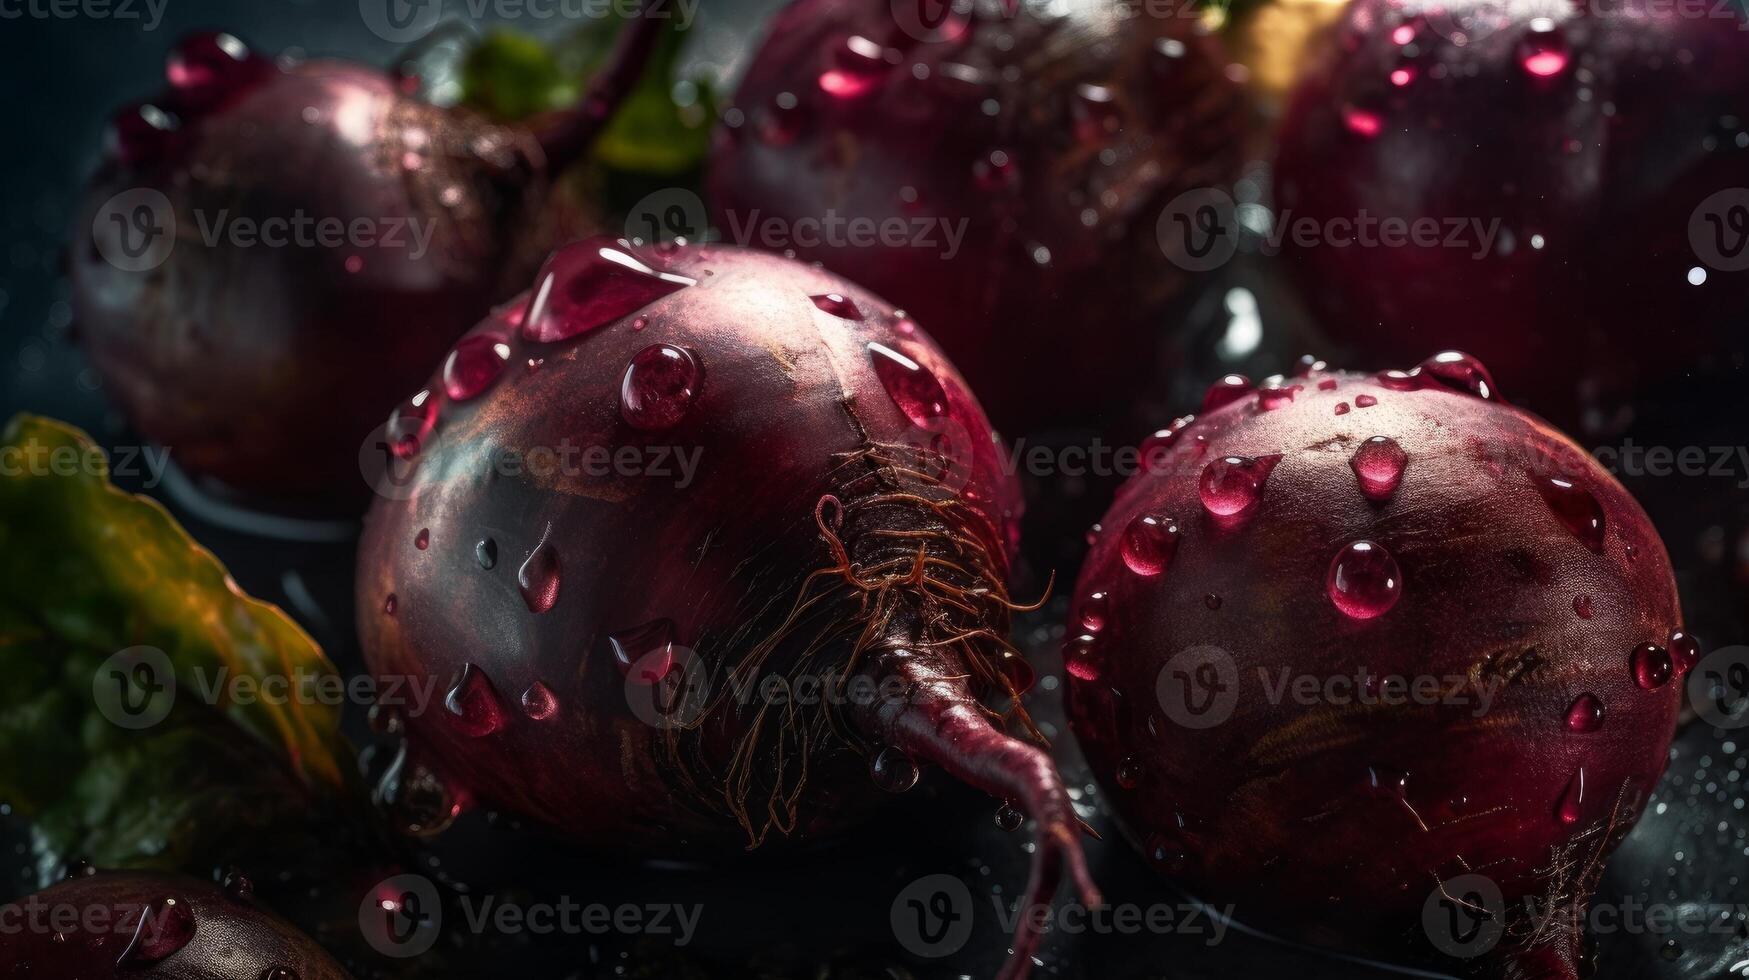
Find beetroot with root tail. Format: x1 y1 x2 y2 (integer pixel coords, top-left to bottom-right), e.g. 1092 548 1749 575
71 16 666 506
1065 353 1684 979
707 0 1246 434
355 237 1098 977
0 871 352 979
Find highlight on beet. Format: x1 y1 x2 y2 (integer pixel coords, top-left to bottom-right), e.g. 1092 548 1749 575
1066 353 1687 978
355 237 1098 978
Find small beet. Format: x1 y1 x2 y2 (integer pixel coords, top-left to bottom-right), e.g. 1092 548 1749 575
708 0 1246 433
0 871 351 979
71 19 664 505
1066 354 1682 978
356 238 1097 978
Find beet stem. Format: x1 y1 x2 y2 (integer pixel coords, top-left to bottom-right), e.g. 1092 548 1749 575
534 0 668 174
856 653 1102 980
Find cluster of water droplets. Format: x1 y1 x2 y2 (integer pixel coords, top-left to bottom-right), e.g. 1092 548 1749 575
108 32 273 165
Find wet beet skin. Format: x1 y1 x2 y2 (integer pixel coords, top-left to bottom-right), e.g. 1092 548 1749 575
355 238 1096 979
1065 355 1685 979
709 0 1246 434
1274 0 1749 426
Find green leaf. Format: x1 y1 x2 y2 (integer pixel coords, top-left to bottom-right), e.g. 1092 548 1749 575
0 415 357 879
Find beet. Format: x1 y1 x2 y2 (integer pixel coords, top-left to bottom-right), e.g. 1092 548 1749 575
70 20 664 506
355 237 1097 977
707 0 1246 433
0 871 351 978
1064 354 1684 978
1273 0 1749 425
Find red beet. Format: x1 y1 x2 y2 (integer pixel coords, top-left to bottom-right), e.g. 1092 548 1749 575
1065 354 1683 978
70 19 664 506
1273 0 1749 425
355 237 1097 977
0 871 351 978
708 0 1246 433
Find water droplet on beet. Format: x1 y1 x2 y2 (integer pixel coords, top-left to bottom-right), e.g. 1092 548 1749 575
107 101 181 164
1566 693 1604 732
1519 23 1570 77
442 334 511 401
809 292 864 319
165 32 267 112
1318 378 1339 391
870 746 919 793
1668 630 1700 677
1631 643 1673 689
1535 476 1606 553
1199 454 1282 518
1377 368 1424 391
1328 540 1402 619
1201 374 1253 412
1257 382 1301 410
1419 351 1499 400
620 343 703 431
386 390 437 460
1573 594 1593 619
1080 591 1110 632
1064 634 1102 681
1556 768 1585 824
221 868 253 901
994 801 1025 832
383 593 397 616
631 315 649 331
610 619 678 685
444 663 505 736
1115 757 1142 789
1121 513 1179 576
869 342 947 425
1350 436 1407 501
1334 401 1351 415
414 528 430 550
1205 593 1222 610
118 896 196 965
517 529 561 614
475 537 498 570
521 241 695 344
520 681 559 720
818 35 888 98
1355 394 1379 408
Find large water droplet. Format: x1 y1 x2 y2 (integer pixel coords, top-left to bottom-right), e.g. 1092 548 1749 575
1669 630 1700 677
520 681 559 720
1257 381 1301 411
475 537 498 570
810 292 864 319
1350 436 1407 501
1201 374 1254 412
1535 476 1605 553
869 342 948 424
994 801 1025 832
620 343 703 431
1121 513 1179 575
517 528 561 614
1566 693 1604 732
1630 642 1673 689
1080 591 1110 632
1199 454 1282 518
1328 540 1402 619
610 619 678 685
386 389 437 460
870 746 919 792
1556 767 1585 824
445 663 506 736
521 241 695 343
1419 351 1499 400
442 333 511 401
1573 594 1593 619
414 528 430 550
165 32 267 112
1064 634 1102 681
119 896 197 965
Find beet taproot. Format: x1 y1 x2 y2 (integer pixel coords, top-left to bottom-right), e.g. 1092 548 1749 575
355 237 1096 978
71 18 664 506
1066 354 1684 978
